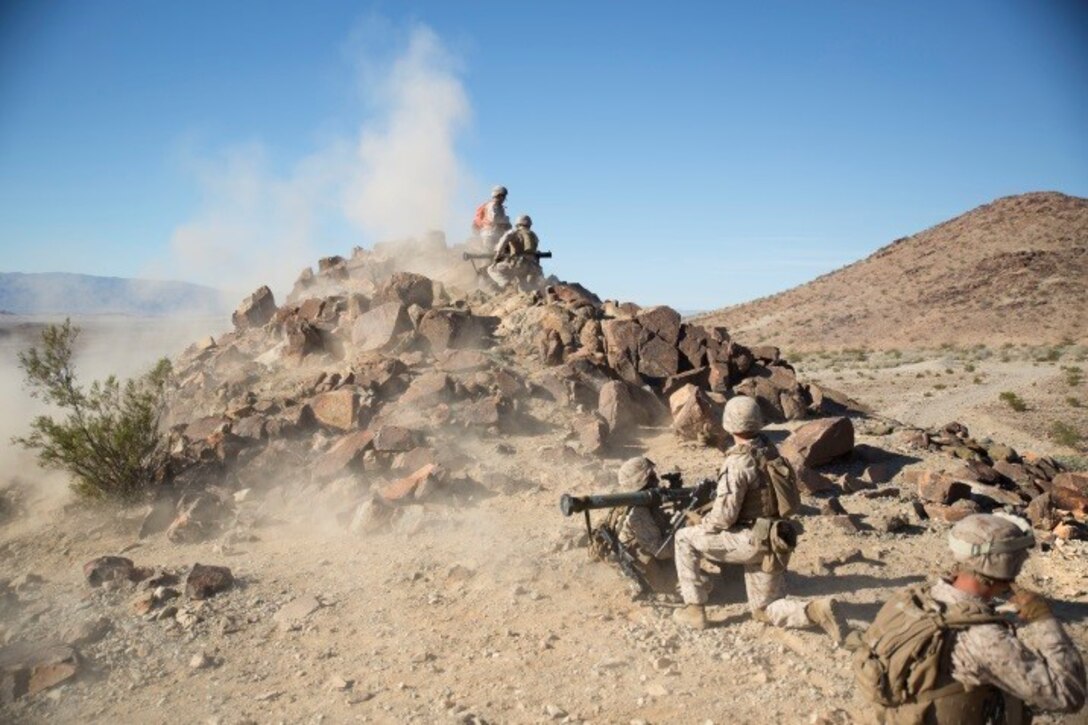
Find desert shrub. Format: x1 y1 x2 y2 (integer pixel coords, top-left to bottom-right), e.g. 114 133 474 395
934 384 947 390
1040 347 1062 362
999 391 1027 412
1050 421 1082 449
1062 366 1083 387
973 375 984 384
13 320 172 502
1067 397 1082 408
964 363 976 373
923 392 933 398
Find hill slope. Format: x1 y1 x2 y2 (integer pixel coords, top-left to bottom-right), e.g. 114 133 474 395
0 272 227 316
694 192 1088 351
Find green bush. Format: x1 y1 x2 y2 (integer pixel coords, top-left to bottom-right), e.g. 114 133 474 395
1050 421 1082 449
13 320 172 502
999 391 1027 412
1067 397 1082 408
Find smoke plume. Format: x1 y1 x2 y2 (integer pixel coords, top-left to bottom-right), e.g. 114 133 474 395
163 24 473 301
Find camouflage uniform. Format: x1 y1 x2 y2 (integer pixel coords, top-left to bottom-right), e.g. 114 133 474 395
932 577 1085 717
488 227 541 288
674 436 812 627
619 505 673 563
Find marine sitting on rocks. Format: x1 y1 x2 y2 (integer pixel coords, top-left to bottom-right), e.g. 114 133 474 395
853 513 1086 723
487 214 542 290
672 395 846 641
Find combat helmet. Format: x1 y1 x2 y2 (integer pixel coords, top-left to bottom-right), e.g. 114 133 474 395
948 513 1034 582
722 396 763 435
618 457 657 491
515 214 532 228
491 185 508 198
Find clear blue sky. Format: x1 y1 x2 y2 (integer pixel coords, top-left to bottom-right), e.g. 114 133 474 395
1 1 1086 310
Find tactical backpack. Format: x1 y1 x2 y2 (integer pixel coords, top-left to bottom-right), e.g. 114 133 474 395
728 445 802 519
853 587 1008 721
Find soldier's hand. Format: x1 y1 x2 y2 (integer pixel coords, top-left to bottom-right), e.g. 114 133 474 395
1010 587 1053 623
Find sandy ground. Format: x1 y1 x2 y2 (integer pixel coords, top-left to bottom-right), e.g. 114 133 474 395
1 321 1087 724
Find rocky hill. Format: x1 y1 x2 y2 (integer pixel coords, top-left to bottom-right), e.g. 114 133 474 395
694 192 1088 351
0 272 227 316
2 233 1087 722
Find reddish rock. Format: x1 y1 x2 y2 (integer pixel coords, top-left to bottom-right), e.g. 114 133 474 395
391 447 438 473
707 362 731 392
373 426 417 452
733 376 786 423
966 482 1027 508
0 644 80 700
1026 493 1056 530
375 272 434 309
579 318 603 354
400 372 453 406
313 430 374 482
780 417 855 468
637 335 681 382
597 381 646 436
797 466 837 494
311 390 359 431
351 302 412 352
601 319 643 384
677 324 709 369
185 564 234 600
862 463 895 485
993 460 1032 488
284 317 323 360
167 493 231 544
272 403 316 438
379 464 444 502
232 285 277 330
924 499 981 523
663 367 710 397
1052 485 1088 514
914 472 972 504
419 309 491 352
751 345 780 363
576 415 608 453
669 384 724 444
1053 472 1088 495
635 306 681 345
83 557 149 588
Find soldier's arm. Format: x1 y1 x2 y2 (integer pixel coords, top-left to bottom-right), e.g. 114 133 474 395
624 507 672 560
702 457 753 530
952 621 1087 713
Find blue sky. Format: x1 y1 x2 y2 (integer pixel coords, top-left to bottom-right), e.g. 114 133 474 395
1 1 1086 310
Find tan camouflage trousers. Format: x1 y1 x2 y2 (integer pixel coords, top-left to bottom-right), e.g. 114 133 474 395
674 525 812 628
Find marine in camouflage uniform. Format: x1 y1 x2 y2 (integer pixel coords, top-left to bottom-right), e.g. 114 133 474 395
672 396 845 640
855 513 1086 723
474 185 511 253
487 214 543 289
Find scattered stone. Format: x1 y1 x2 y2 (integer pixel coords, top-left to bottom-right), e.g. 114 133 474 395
379 464 446 502
820 497 848 516
351 302 412 352
0 643 80 700
913 471 972 505
189 652 213 670
313 430 374 482
63 617 112 648
373 426 417 452
185 564 234 600
828 514 863 534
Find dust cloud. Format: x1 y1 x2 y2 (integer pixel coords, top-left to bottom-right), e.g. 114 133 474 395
164 23 475 302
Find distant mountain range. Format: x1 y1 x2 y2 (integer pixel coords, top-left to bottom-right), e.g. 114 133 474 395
0 272 229 316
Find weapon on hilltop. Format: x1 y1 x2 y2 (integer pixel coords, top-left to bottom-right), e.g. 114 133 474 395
559 473 716 598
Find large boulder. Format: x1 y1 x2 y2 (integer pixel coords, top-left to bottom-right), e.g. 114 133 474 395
597 381 649 436
232 286 277 330
636 306 682 346
399 372 454 406
374 272 434 309
312 430 374 482
418 309 492 352
780 417 855 468
669 384 724 443
351 302 412 352
601 319 643 384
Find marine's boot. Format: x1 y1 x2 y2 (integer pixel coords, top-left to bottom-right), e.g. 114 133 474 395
806 597 846 644
672 604 708 630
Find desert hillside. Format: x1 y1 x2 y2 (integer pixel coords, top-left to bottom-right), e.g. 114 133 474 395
694 192 1088 351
